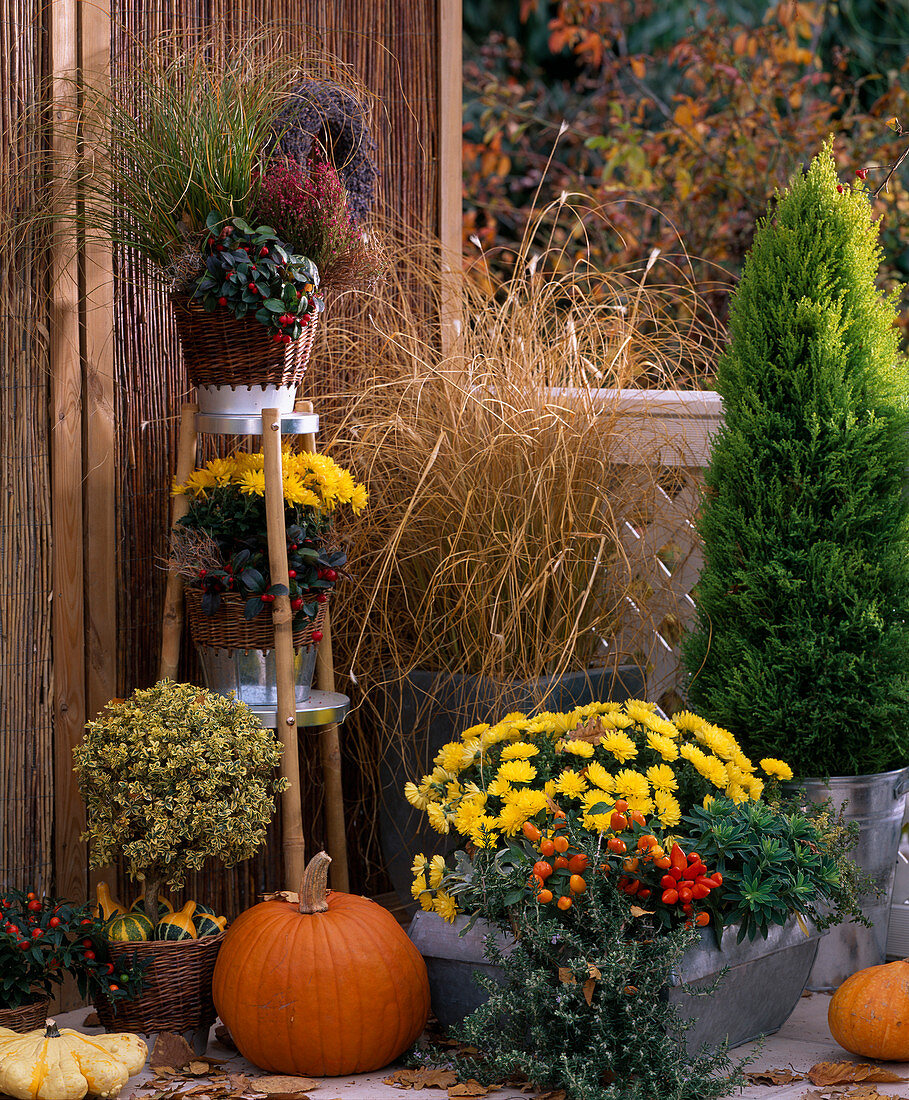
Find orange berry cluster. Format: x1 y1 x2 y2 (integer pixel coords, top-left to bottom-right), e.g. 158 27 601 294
657 842 722 926
522 817 589 910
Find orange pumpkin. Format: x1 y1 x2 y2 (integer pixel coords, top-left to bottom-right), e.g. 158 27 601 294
212 852 430 1076
828 959 909 1061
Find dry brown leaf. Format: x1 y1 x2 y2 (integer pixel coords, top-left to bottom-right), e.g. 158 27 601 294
747 1068 804 1085
151 1032 196 1071
261 890 301 903
226 1075 251 1093
582 978 597 1005
186 1062 213 1077
82 1011 101 1027
384 1067 459 1090
808 1063 907 1087
628 905 655 917
251 1076 321 1094
448 1081 490 1098
533 1090 567 1100
557 967 575 985
846 1088 891 1100
566 716 606 745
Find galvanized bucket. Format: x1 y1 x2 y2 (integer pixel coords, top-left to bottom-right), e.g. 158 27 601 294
196 643 318 707
790 766 909 990
407 910 821 1049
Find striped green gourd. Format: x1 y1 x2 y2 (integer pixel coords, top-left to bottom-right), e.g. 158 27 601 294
106 911 153 942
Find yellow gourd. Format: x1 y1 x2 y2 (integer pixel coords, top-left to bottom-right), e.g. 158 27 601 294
154 900 197 941
0 1019 147 1099
93 882 127 921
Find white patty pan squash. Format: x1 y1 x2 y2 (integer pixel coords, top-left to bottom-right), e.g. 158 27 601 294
0 1019 148 1099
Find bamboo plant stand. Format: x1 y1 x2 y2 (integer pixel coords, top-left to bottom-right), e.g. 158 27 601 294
159 401 350 893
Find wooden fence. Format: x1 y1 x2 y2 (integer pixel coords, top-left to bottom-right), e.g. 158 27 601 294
0 0 462 943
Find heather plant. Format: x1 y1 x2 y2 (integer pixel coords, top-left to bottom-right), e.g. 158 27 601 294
74 681 288 923
251 156 385 292
683 144 909 777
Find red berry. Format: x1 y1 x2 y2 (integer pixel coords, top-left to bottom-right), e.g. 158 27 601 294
84 949 95 960
288 570 296 578
108 983 119 991
250 284 258 293
82 938 93 947
250 265 257 273
105 963 114 974
27 899 40 911
323 569 338 582
218 296 227 306
316 594 327 603
291 597 304 611
31 928 42 938
26 893 36 900
282 334 292 344
48 916 60 928
261 593 276 603
837 184 844 193
310 630 323 643
261 247 269 256
199 568 207 578
856 168 868 180
18 941 29 950
80 919 92 925
273 334 284 343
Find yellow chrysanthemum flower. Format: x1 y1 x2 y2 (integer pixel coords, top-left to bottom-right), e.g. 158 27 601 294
497 802 532 836
626 794 655 816
601 731 638 764
237 469 266 496
581 787 613 814
433 890 459 923
744 776 765 801
672 710 708 734
461 722 490 741
500 741 540 760
486 777 513 799
613 769 650 801
181 468 218 495
624 700 656 722
411 873 428 900
704 758 729 790
654 790 682 828
643 714 680 739
205 457 236 485
497 759 537 784
556 739 595 759
426 802 450 834
454 797 485 835
435 741 470 773
585 760 614 791
470 815 500 848
411 854 429 877
646 763 678 793
350 484 368 514
726 782 749 805
760 758 794 782
703 794 715 810
404 782 429 810
601 712 635 730
555 769 588 799
646 731 679 762
543 779 559 799
283 476 321 508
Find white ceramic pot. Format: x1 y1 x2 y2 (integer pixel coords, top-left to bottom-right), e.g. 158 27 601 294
196 383 298 416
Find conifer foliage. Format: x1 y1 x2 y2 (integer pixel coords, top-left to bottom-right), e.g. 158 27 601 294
684 144 909 778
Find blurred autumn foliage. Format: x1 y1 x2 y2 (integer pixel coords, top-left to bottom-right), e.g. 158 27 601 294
463 0 909 383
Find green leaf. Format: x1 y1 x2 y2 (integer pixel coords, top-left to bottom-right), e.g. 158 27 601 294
263 298 285 312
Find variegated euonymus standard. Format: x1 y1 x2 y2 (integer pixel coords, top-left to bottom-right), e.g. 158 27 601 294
74 680 287 924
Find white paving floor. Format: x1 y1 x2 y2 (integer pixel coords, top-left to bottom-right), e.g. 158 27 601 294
52 991 909 1099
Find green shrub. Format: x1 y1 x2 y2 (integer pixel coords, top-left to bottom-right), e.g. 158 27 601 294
74 680 287 922
683 143 909 777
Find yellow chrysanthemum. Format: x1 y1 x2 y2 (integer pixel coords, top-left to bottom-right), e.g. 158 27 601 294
624 700 656 723
411 854 429 877
581 787 614 815
600 712 634 730
613 769 650 802
435 741 470 773
703 794 715 810
601 731 638 764
585 760 614 791
486 777 513 799
744 776 765 801
555 769 588 799
418 891 435 912
350 484 368 514
643 714 680 739
672 710 708 734
411 873 428 901
283 475 321 508
500 741 540 760
454 797 485 834
433 890 459 923
556 739 595 758
703 758 729 790
646 731 679 762
626 794 655 817
404 782 429 810
646 763 678 793
543 779 559 799
760 758 794 782
654 790 682 828
237 469 266 496
497 802 532 836
205 457 236 485
497 759 537 784
426 802 450 834
461 722 490 742
726 782 749 805
180 467 218 495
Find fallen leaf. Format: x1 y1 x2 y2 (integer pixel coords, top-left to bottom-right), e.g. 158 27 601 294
261 890 301 903
187 1062 213 1077
557 967 575 985
214 1024 237 1050
251 1076 321 1094
846 1088 890 1099
808 1063 907 1087
533 1091 567 1100
82 1011 101 1027
747 1068 804 1085
566 715 606 746
383 1067 459 1089
628 905 655 917
448 1082 490 1098
151 1032 196 1071
582 978 597 1005
226 1075 251 1093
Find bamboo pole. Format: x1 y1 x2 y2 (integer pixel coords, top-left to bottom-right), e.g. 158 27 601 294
159 404 199 682
300 401 349 892
262 409 306 890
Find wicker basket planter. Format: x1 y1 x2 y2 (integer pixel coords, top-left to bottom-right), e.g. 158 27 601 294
170 293 320 392
95 934 225 1036
184 590 326 652
0 997 51 1033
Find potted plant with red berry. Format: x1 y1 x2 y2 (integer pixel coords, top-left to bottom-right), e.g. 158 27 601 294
0 888 143 1032
169 447 366 706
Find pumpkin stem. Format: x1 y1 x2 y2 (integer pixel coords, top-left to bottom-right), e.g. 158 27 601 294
44 1019 61 1038
298 851 332 914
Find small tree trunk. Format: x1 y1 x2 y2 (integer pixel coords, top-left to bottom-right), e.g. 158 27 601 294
143 874 163 923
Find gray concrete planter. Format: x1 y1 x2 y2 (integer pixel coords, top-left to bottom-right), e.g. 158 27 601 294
408 910 824 1051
